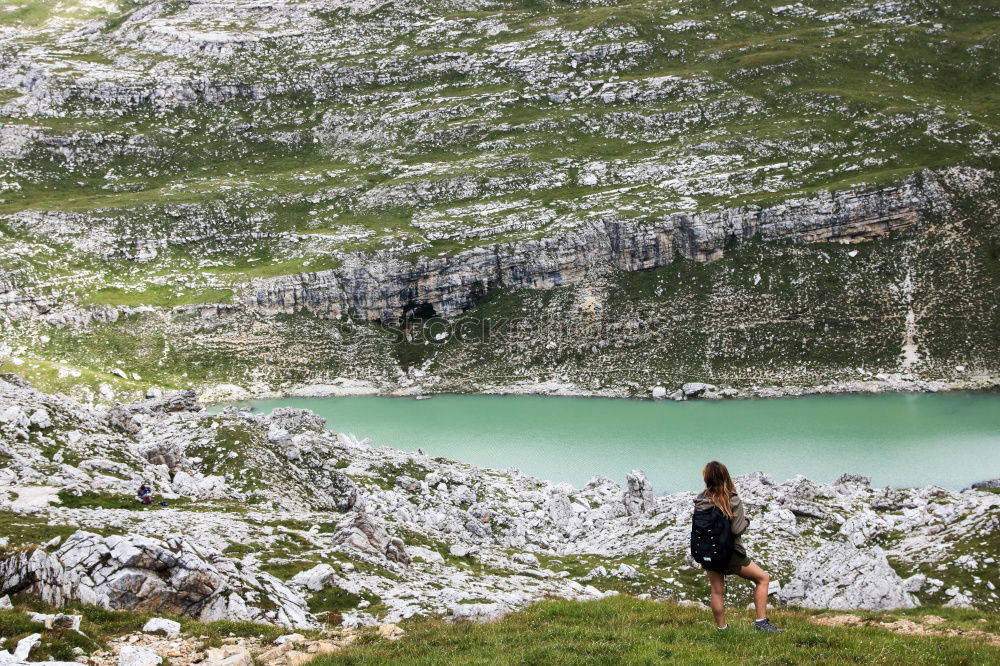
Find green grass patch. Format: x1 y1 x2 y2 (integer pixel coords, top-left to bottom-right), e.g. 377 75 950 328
0 510 81 547
308 587 381 615
80 286 234 308
56 490 191 511
314 596 1000 665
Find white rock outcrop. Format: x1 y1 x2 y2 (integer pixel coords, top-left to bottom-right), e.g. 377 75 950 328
623 470 655 515
141 618 181 637
0 633 79 666
0 531 314 628
1 375 997 627
118 646 161 666
779 541 919 610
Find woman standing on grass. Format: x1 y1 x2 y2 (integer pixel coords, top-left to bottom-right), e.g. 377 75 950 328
693 460 784 633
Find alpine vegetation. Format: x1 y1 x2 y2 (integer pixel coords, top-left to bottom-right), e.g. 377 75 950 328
0 0 997 401
1 1 999 664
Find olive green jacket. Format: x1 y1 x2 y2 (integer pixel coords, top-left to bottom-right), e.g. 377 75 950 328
694 491 749 556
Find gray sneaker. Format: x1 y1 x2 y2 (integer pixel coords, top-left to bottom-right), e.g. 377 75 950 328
754 618 785 633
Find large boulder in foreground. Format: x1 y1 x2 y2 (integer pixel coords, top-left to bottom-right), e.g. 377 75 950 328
0 531 314 628
779 541 918 610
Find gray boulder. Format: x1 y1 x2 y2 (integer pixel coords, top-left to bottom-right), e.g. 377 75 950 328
779 541 918 610
385 537 411 565
681 383 716 398
333 512 409 564
268 408 326 434
108 390 201 435
623 470 655 515
289 564 337 592
141 617 181 637
450 602 506 623
118 646 161 666
512 553 540 568
0 531 314 628
324 472 358 512
614 564 640 580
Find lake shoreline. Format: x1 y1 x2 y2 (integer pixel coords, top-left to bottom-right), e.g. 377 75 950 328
4 373 1000 620
198 373 1000 405
208 389 1000 493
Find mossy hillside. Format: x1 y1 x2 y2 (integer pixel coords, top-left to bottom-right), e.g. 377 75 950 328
417 237 934 392
307 586 386 626
0 512 81 548
1 2 998 398
533 551 723 601
889 517 1000 613
81 286 235 308
905 180 1000 377
0 1 117 29
4 182 997 399
55 490 192 511
2 0 998 300
1 309 400 401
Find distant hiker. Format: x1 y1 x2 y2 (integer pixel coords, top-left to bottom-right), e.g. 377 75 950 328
136 484 152 504
691 461 784 633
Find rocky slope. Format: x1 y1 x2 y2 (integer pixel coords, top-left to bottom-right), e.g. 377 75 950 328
246 175 940 324
1 1 999 400
2 376 998 629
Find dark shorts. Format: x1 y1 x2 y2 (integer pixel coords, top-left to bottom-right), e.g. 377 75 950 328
721 552 751 575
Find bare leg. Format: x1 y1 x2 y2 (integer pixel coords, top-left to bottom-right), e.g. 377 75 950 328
706 569 726 627
736 561 770 621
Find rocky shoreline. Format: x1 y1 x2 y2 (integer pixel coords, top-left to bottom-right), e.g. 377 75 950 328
2 375 997 632
197 372 999 405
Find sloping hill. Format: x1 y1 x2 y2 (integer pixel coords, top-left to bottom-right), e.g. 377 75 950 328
1 1 998 399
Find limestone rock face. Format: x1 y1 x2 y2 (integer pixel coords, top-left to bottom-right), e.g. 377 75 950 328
247 180 940 325
289 564 337 592
385 538 412 565
108 390 202 435
333 512 409 564
269 408 327 434
779 541 919 610
0 531 315 628
839 509 891 547
169 471 228 500
680 382 715 398
623 470 655 516
324 472 359 513
141 617 181 637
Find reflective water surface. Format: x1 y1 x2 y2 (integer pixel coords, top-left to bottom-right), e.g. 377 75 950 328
220 392 1000 493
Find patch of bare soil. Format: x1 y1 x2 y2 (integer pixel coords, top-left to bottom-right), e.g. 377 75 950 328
811 614 999 646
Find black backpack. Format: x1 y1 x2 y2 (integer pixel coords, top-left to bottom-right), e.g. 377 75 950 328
690 505 734 572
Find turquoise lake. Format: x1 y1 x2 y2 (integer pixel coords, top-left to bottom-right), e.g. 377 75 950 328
219 392 1000 493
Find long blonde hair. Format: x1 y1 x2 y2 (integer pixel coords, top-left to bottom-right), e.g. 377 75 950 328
703 460 736 519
